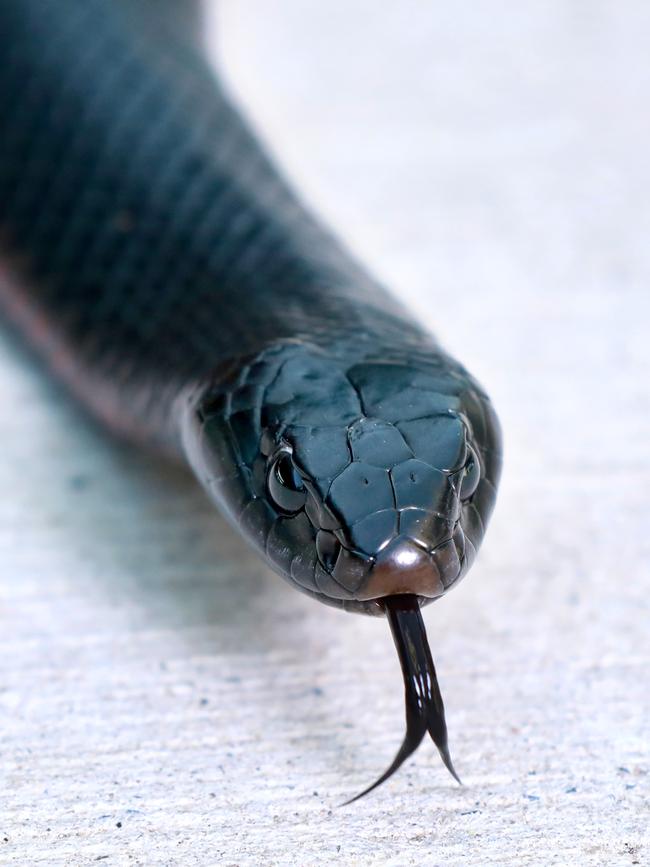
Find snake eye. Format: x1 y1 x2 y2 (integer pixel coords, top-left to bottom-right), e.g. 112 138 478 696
459 446 480 500
268 450 307 513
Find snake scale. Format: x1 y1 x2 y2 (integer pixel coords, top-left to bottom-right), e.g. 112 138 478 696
0 1 502 800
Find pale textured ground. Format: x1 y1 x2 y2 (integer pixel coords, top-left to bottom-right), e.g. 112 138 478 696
1 2 649 865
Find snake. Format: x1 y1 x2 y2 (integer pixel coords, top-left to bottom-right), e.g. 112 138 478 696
0 1 502 802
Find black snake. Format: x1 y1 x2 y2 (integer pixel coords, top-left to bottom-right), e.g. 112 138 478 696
0 1 502 801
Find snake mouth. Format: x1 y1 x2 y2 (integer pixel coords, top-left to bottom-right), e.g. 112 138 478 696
354 532 464 601
311 525 467 606
314 528 466 601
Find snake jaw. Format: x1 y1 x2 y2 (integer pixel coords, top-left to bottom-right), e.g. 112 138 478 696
342 594 461 805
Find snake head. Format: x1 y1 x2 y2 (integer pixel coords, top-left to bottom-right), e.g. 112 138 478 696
183 339 501 615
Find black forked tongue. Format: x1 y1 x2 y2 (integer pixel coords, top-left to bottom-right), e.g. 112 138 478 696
343 594 461 805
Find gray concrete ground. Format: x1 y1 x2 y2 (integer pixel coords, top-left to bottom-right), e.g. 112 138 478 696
1 1 648 864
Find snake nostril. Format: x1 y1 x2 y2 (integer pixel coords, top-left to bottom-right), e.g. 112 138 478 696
316 529 340 572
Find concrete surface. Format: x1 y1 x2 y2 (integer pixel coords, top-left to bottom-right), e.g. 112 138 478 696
1 1 648 864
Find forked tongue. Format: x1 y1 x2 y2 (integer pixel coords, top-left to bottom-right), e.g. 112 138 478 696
343 593 461 805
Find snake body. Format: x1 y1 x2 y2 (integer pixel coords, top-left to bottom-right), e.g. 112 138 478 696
0 1 502 798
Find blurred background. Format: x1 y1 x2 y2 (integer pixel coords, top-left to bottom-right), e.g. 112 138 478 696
1 1 648 864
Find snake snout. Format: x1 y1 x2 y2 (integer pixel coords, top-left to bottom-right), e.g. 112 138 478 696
355 537 445 600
